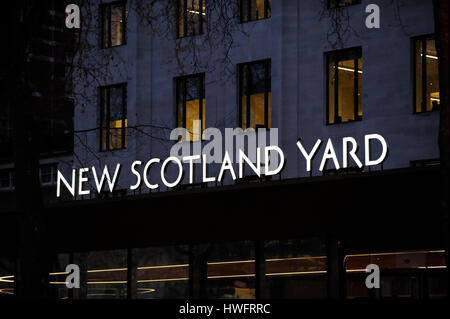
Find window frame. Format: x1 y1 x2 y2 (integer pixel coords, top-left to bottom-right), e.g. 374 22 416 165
327 0 361 10
175 73 206 142
99 83 128 152
39 163 58 186
100 1 127 49
238 59 271 130
177 0 205 39
0 169 14 191
325 46 362 125
240 0 272 23
412 34 439 114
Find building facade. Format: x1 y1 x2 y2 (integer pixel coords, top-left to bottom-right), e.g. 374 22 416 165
71 0 440 191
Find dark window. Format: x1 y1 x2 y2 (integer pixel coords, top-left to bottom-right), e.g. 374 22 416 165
133 245 189 299
101 1 126 48
85 250 128 299
206 241 255 299
241 0 271 23
327 0 361 9
414 35 440 113
345 250 447 299
326 47 362 125
40 163 58 185
265 238 327 299
0 105 13 160
0 170 11 189
47 243 447 299
238 60 271 129
176 74 205 141
178 0 205 38
100 84 127 151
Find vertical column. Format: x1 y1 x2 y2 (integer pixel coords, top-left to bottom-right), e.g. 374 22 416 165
255 240 267 299
326 236 346 299
189 244 208 299
127 248 137 299
73 252 88 299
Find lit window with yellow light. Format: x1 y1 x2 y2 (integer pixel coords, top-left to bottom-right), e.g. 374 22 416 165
241 0 271 23
178 0 206 38
239 60 271 130
414 35 440 113
327 0 361 9
176 74 205 142
100 84 127 151
327 47 362 125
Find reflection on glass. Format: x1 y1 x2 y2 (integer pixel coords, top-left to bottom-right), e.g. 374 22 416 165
207 241 255 299
265 238 327 299
134 246 189 299
101 2 125 48
85 250 127 299
345 250 447 299
49 254 71 299
0 258 14 298
111 4 124 46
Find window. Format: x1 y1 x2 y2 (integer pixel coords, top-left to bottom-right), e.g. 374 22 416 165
345 250 447 299
207 241 255 299
0 105 13 159
40 164 58 185
327 0 361 9
176 74 205 141
327 47 362 125
265 238 327 299
178 0 205 38
1 165 59 189
410 159 440 168
414 35 440 113
100 84 127 151
238 60 271 130
0 169 14 190
101 1 126 48
133 245 189 299
241 0 271 23
86 250 128 299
